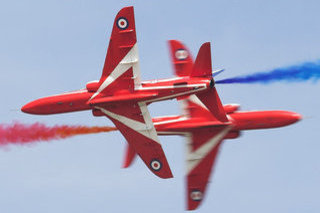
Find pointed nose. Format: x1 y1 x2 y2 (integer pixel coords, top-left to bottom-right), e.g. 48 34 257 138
291 112 302 123
21 102 38 114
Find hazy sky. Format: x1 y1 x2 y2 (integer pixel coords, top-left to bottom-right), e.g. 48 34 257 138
0 1 320 212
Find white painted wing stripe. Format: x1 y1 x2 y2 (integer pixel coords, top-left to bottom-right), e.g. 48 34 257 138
178 99 190 118
96 106 160 143
138 102 159 142
90 43 140 100
186 126 232 174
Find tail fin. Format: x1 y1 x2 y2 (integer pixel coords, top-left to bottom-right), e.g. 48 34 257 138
191 42 228 122
196 89 228 122
182 95 219 121
191 42 212 78
169 41 228 122
168 40 193 77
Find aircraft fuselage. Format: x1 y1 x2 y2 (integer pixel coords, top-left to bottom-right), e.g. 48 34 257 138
21 77 210 115
153 110 301 136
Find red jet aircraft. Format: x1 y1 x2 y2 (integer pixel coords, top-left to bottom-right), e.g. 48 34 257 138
21 6 227 179
21 6 302 211
122 40 302 210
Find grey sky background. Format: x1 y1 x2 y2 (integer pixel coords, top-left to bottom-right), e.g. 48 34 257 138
0 0 320 212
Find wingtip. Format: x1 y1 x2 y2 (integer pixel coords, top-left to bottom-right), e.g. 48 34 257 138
154 168 174 179
187 201 201 211
122 162 130 169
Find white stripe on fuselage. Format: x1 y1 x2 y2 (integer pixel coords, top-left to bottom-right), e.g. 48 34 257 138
87 78 191 88
145 86 207 103
142 77 185 84
138 83 207 91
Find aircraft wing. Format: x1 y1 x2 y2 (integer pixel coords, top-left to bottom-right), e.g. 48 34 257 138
186 125 232 210
89 7 173 179
95 102 173 179
91 6 141 100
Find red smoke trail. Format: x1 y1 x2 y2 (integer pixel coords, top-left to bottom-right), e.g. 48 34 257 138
0 122 117 146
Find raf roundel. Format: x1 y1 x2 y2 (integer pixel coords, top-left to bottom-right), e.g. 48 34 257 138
175 49 188 60
150 159 162 171
117 17 129 30
190 190 203 201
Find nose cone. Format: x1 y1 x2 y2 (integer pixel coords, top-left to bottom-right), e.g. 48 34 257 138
290 112 302 123
21 101 39 114
279 111 302 126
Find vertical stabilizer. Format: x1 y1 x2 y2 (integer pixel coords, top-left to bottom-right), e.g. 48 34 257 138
196 89 228 122
191 42 212 78
168 40 193 77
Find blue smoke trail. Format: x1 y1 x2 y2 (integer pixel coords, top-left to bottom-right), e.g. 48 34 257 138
215 60 320 84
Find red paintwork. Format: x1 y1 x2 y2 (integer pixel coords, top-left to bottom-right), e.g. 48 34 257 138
151 102 301 210
103 103 173 179
122 144 136 168
165 39 303 210
86 81 100 92
224 130 241 139
168 40 193 77
88 92 158 105
186 128 224 210
21 90 91 115
153 110 301 134
22 6 206 180
21 7 214 117
229 111 302 130
99 7 136 88
223 104 240 114
191 43 213 78
21 77 211 115
20 6 303 211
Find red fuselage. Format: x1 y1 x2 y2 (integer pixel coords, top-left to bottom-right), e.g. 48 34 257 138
152 109 301 137
21 78 301 134
21 77 210 115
